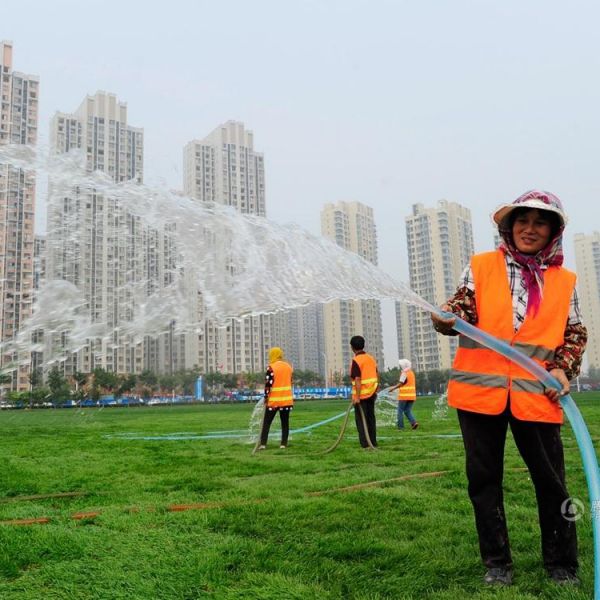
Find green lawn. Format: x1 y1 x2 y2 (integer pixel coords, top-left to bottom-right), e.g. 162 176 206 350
0 395 598 599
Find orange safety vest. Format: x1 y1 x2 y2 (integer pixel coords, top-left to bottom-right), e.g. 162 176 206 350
351 353 379 401
448 250 576 424
397 370 416 401
267 360 294 408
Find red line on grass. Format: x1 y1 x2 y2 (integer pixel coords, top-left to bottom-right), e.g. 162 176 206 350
168 502 226 512
71 511 101 520
0 474 444 524
0 498 267 526
307 470 450 496
0 517 51 526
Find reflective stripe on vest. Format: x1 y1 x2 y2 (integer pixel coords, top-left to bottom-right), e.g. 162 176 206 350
450 369 545 394
268 360 294 408
397 370 416 401
351 353 379 400
458 336 555 362
447 250 576 424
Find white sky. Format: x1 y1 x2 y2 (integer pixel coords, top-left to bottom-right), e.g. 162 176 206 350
4 0 600 368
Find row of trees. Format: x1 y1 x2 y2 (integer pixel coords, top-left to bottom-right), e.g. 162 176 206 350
1 365 455 405
4 368 199 405
1 367 333 405
5 363 600 405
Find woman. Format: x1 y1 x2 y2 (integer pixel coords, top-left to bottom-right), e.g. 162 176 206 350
389 358 418 430
257 347 294 450
431 190 587 586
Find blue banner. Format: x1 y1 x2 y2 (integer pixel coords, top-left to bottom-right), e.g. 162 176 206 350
195 376 204 401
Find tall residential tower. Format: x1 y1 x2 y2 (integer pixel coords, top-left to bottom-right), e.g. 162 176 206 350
574 232 600 371
0 41 39 390
401 200 474 372
278 304 326 379
320 201 384 379
46 91 186 375
184 120 276 374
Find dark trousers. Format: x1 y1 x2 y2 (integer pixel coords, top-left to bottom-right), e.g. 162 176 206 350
354 395 377 448
457 406 578 573
260 407 290 446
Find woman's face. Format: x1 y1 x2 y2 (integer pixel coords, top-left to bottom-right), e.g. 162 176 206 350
512 208 553 254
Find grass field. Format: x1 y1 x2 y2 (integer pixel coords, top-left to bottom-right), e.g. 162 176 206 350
1 394 599 599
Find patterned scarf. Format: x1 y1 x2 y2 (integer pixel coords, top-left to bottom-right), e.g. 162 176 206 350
499 220 564 317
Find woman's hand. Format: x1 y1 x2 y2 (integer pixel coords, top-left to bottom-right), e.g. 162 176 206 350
545 368 570 402
431 305 456 335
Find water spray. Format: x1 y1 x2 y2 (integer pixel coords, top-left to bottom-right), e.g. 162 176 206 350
251 399 268 456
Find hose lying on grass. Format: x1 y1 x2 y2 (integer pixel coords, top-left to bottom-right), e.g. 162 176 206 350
441 311 600 600
320 400 377 454
320 402 353 454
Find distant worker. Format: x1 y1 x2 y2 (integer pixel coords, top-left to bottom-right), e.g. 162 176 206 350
389 358 418 430
349 335 379 448
257 347 294 450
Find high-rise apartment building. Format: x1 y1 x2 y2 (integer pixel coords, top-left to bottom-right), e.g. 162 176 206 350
402 200 474 372
574 232 600 371
184 120 265 216
46 91 190 374
279 304 326 378
395 302 411 365
33 234 46 290
48 91 142 373
183 121 276 374
320 201 384 379
30 234 46 380
0 41 39 390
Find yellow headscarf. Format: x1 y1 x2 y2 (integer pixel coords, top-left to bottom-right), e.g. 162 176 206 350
269 347 284 364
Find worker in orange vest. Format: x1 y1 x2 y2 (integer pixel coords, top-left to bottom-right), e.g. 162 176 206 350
389 358 418 430
431 191 587 586
257 347 294 450
349 335 379 448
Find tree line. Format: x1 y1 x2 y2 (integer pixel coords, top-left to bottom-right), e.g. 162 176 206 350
5 362 598 406
1 366 457 405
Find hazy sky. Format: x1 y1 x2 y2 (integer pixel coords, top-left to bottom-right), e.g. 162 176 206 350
4 0 600 368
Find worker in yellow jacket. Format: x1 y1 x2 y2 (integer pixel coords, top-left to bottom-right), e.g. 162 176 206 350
431 190 587 586
257 347 294 450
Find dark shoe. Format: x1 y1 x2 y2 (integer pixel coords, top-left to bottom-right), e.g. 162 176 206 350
411 422 419 430
483 567 513 586
548 568 580 585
